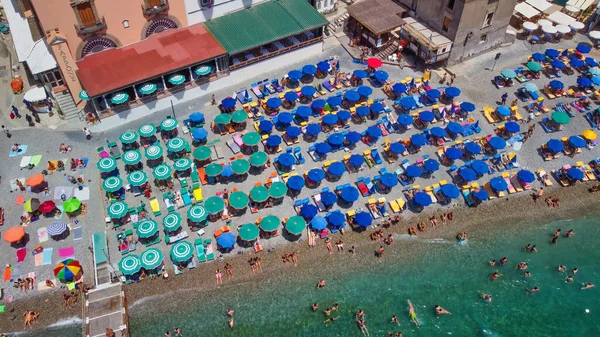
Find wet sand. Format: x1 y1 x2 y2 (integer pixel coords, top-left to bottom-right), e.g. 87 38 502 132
2 182 598 334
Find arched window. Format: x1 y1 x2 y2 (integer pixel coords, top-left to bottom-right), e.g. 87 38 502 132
81 37 117 58
145 18 178 37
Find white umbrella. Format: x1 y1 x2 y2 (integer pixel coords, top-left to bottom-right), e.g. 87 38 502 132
23 87 47 102
542 25 558 34
537 19 552 27
556 25 571 34
523 22 538 31
589 31 600 39
569 21 584 30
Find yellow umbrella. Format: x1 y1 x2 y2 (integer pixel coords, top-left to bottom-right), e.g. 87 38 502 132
582 129 597 140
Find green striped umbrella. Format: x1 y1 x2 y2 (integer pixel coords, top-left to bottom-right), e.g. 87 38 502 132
250 185 269 202
140 248 163 270
127 170 148 186
162 212 182 232
79 90 89 100
260 215 280 232
103 176 123 192
250 151 268 166
107 201 128 219
229 191 249 209
111 92 129 105
63 198 81 213
138 124 156 138
138 83 157 95
242 132 261 146
161 118 178 131
168 74 186 85
187 205 208 222
122 150 142 165
551 111 570 125
231 159 250 175
170 241 193 263
231 110 248 123
238 223 259 241
174 158 192 171
195 65 212 76
119 254 141 276
97 157 117 172
167 137 186 152
193 146 212 161
214 114 232 125
269 181 288 198
153 164 172 180
205 163 223 177
145 145 163 160
136 219 159 239
120 131 138 144
205 196 225 214
285 216 306 235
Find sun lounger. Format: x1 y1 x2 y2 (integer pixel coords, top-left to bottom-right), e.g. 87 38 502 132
502 172 516 193
312 193 326 212
462 187 475 206
204 239 215 261
510 174 524 192
149 197 161 216
195 238 206 262
322 81 334 92
192 183 203 202
537 169 553 186
108 141 121 159
483 182 497 199
165 230 188 244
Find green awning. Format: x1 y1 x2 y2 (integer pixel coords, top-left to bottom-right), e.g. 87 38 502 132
140 248 163 270
163 212 182 232
111 92 129 105
242 132 261 146
229 191 249 209
205 163 223 176
103 176 123 192
138 83 157 95
122 150 142 165
97 157 117 172
119 254 141 276
285 215 306 235
238 223 259 241
269 181 288 198
205 196 225 214
136 219 159 239
167 137 186 152
168 74 186 85
170 241 193 263
250 151 268 166
127 170 148 186
161 118 178 131
138 124 156 137
120 131 138 144
188 205 208 222
153 164 172 180
193 146 212 161
250 185 269 202
174 158 192 171
214 114 232 125
145 145 163 160
231 110 248 123
260 215 280 232
205 0 328 55
231 159 250 174
107 201 128 218
552 111 570 124
195 65 212 76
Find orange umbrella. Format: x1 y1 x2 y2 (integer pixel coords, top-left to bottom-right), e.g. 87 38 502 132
11 76 23 93
4 226 25 243
26 174 44 187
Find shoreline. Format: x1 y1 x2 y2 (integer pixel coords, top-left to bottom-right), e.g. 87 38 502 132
2 182 599 334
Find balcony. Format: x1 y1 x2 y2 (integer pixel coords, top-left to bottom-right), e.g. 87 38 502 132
142 0 169 15
75 17 106 36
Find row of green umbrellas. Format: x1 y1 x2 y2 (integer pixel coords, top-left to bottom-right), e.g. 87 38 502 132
102 161 192 191
119 248 164 275
214 110 248 125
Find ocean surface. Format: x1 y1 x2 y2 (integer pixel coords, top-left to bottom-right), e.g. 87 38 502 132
24 216 600 337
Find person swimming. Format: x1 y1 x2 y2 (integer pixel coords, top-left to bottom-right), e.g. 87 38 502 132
491 271 501 281
391 315 400 326
324 316 339 325
581 282 594 290
407 300 419 326
489 260 496 266
566 275 574 283
478 291 492 303
434 305 451 315
528 287 539 293
312 303 319 312
317 279 326 288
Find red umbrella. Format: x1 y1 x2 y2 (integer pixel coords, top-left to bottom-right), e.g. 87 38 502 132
39 200 56 213
366 58 382 68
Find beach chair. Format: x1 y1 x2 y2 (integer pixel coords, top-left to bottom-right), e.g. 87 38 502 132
149 197 161 216
502 172 517 193
510 173 524 192
108 141 121 159
462 187 475 206
181 188 192 206
204 239 215 261
537 169 553 186
195 238 206 262
483 182 497 199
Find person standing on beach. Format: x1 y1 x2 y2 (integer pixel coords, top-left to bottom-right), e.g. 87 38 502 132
533 188 544 202
225 263 233 278
501 93 508 105
215 269 223 285
378 246 385 259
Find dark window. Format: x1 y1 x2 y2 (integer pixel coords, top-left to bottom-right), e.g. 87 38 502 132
447 0 455 10
147 0 162 7
442 16 451 32
483 12 494 27
480 34 487 42
77 2 96 28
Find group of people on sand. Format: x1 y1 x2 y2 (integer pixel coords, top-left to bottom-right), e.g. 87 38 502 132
588 184 600 193
23 310 40 329
15 276 35 292
281 252 298 266
408 212 454 236
248 256 263 274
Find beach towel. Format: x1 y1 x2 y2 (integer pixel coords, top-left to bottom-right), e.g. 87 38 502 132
72 226 82 241
38 227 48 243
54 205 64 220
19 155 32 168
53 186 73 200
73 186 90 201
10 144 27 157
30 155 42 167
15 195 25 205
42 248 53 265
16 248 26 263
58 246 75 258
34 253 43 267
66 282 75 291
37 279 56 291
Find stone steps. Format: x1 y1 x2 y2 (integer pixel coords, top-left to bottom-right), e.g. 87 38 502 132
54 91 81 120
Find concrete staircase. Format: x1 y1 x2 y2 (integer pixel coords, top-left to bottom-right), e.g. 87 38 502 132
376 40 400 60
325 12 348 36
54 90 81 120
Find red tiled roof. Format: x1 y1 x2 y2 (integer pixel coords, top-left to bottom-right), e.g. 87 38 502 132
76 24 226 97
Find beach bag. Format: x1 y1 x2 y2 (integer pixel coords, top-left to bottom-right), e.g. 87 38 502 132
9 112 15 119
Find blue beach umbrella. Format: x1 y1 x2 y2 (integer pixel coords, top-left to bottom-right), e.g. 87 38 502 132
389 142 405 154
586 57 598 67
471 160 489 175
471 189 489 201
569 135 586 148
286 126 301 138
590 68 600 75
524 83 538 92
592 76 600 86
286 175 305 191
337 110 351 121
327 133 344 146
300 204 318 219
446 147 463 160
366 126 382 138
266 98 282 109
577 43 592 53
501 69 516 78
570 59 584 68
356 106 370 117
315 143 331 155
426 89 440 99
398 114 414 126
465 142 481 155
189 112 205 123
312 99 327 109
354 212 373 228
380 173 398 188
423 159 440 172
278 112 293 125
306 124 321 136
400 97 416 109
370 103 384 114
577 77 592 87
307 168 325 182
505 121 520 133
302 64 317 75
327 96 343 107
266 135 281 147
345 131 361 144
445 87 461 98
217 232 236 249
221 97 236 109
447 122 463 134
341 186 359 202
296 106 311 119
551 60 565 69
284 91 299 102
288 70 302 81
353 70 368 79
327 211 345 227
393 83 407 94
259 120 273 133
545 49 559 58
546 139 563 152
517 169 535 183
490 177 508 191
441 184 460 198
192 128 208 141
357 86 373 96
497 105 511 117
278 153 296 167
349 154 365 167
374 70 388 81
310 216 327 231
411 134 426 147
301 86 316 97
459 168 477 181
322 114 338 125
344 90 360 102
413 192 432 207
328 162 346 176
567 167 584 180
430 127 447 138
460 102 475 112
489 137 506 150
532 53 546 61
419 111 435 122
321 191 337 206
317 61 330 72
406 165 423 178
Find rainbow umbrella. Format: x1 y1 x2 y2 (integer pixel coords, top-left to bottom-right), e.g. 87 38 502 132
53 259 82 281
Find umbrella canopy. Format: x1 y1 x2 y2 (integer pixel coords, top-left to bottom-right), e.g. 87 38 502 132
138 124 156 137
127 171 148 187
47 221 68 236
192 128 208 141
170 241 194 263
160 118 178 131
229 191 249 210
317 61 330 72
110 92 129 105
204 196 225 214
217 232 236 249
119 255 141 276
471 160 489 174
446 122 463 135
445 147 463 160
341 186 359 202
577 43 592 53
140 248 163 270
221 97 236 109
26 173 44 187
354 212 373 228
321 191 337 206
440 184 460 198
367 57 382 68
327 161 346 176
174 158 193 171
465 142 481 155
496 105 511 117
400 97 416 109
471 189 489 201
312 99 326 109
231 110 248 124
163 213 182 232
54 259 81 281
489 137 506 150
288 70 302 81
301 86 316 97
545 49 559 58
517 170 535 183
278 153 296 167
413 192 432 206
419 111 435 122
285 216 306 235
380 173 398 188
145 145 163 160
345 90 360 102
577 77 593 87
23 198 40 213
79 90 89 100
524 83 538 93
231 159 250 175
122 150 142 166
445 87 461 98
586 57 599 67
107 201 128 219
322 114 338 125
423 159 440 172
188 205 208 222
375 70 388 81
398 114 414 126
353 70 367 79
356 106 370 117
328 133 345 146
136 219 159 239
39 200 56 213
287 175 305 191
411 134 426 147
120 131 138 144
310 216 327 231
460 102 476 112
337 110 351 121
238 223 260 241
406 165 423 178
193 146 212 161
302 64 317 75
527 61 543 72
152 164 172 180
570 59 585 68
167 137 186 153
501 69 517 78
248 151 268 167
582 129 597 141
315 142 331 155
277 112 293 125
550 60 565 69
269 181 288 198
306 123 322 136
349 154 365 167
260 215 281 232
3 226 25 243
389 142 406 154
103 176 123 192
430 127 447 138
393 83 407 94
569 135 586 148
250 185 269 202
531 53 546 62
370 103 384 114
286 125 301 138
490 177 508 191
189 112 205 123
547 139 564 152
214 113 232 125
327 96 343 107
345 131 361 144
505 121 520 133
357 85 373 96
551 111 570 125
426 89 440 99
242 132 261 146
567 167 584 180
168 74 186 85
327 211 345 227
366 125 382 138
307 168 326 182
459 168 477 181
267 97 283 109
592 76 600 86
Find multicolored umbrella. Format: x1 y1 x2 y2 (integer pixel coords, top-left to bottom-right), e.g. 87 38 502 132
140 248 163 270
285 216 306 235
119 254 141 276
229 191 249 209
174 158 192 171
107 201 128 219
193 146 212 161
136 219 159 239
187 204 208 222
97 157 117 172
163 212 182 232
138 124 156 138
269 181 288 198
53 259 81 281
204 196 225 214
23 198 40 212
63 198 81 213
250 185 269 202
167 137 186 152
153 164 172 180
260 215 280 232
170 241 193 263
231 159 250 175
102 176 123 192
120 131 138 144
145 145 163 160
127 171 148 187
161 118 178 131
122 150 142 166
238 223 259 241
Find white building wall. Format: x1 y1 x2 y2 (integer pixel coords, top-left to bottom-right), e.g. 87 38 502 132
315 0 336 13
185 0 264 24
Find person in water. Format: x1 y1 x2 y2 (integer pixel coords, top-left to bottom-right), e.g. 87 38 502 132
317 279 326 288
312 303 319 312
434 305 451 315
566 275 574 283
407 300 419 326
582 282 595 290
226 309 234 317
324 316 339 324
478 291 492 303
528 287 540 293
358 319 369 336
566 229 574 237
323 308 331 316
391 315 400 326
489 260 496 266
491 271 502 280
